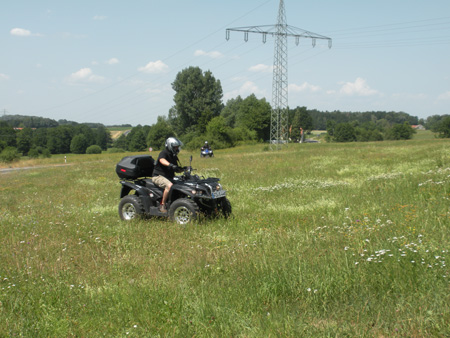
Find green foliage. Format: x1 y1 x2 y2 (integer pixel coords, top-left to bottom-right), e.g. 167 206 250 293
385 122 416 140
170 66 223 134
333 123 356 142
41 148 51 158
306 109 419 130
0 114 58 128
107 147 126 153
146 116 174 150
27 148 40 158
70 134 89 154
16 127 33 155
95 126 112 150
47 126 74 154
291 107 313 141
436 116 450 138
0 146 21 162
234 95 271 141
113 134 128 151
0 121 17 147
86 145 102 154
128 127 148 152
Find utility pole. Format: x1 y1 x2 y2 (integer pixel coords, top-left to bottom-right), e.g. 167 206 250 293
226 0 332 149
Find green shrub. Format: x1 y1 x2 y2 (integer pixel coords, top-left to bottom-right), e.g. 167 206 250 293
86 145 102 154
0 147 21 163
41 148 51 158
28 148 40 159
107 147 126 153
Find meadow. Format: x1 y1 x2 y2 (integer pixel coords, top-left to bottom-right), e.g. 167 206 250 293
1 134 449 337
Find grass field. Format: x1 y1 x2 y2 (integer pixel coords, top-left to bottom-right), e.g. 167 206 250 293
1 135 449 337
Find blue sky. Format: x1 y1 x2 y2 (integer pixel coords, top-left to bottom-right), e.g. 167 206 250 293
1 0 449 126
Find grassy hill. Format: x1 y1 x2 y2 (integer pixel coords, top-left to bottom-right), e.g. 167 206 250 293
1 137 449 336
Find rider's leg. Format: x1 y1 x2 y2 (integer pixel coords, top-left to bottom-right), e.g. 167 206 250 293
161 181 173 208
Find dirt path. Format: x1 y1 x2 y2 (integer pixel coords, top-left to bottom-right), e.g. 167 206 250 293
0 163 73 174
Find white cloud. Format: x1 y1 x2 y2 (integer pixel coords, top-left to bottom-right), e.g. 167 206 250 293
194 50 223 59
339 77 378 96
106 58 119 65
438 91 450 100
10 28 42 37
138 60 169 74
249 64 273 73
224 81 267 101
0 73 10 80
289 82 321 93
67 68 105 84
93 15 107 20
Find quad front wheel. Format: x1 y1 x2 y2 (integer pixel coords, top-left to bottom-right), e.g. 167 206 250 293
169 198 199 225
218 197 232 218
118 195 145 220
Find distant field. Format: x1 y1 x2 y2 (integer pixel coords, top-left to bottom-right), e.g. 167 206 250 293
108 128 131 140
1 137 449 337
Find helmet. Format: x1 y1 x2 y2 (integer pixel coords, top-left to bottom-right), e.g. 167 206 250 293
205 141 208 145
165 137 183 155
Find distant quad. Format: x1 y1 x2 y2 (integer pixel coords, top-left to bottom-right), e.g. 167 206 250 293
116 155 231 225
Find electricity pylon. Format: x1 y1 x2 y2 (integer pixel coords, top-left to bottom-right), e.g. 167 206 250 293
226 0 332 149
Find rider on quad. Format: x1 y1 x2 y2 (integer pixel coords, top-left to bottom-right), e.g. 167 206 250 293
152 137 184 213
201 141 210 151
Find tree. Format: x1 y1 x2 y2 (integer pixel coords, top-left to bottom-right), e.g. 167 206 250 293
334 123 356 142
170 66 223 135
16 127 33 155
70 134 89 154
95 126 112 150
147 116 174 150
385 122 415 140
436 116 450 138
205 116 233 148
47 126 74 154
234 94 271 141
291 107 313 141
221 96 244 128
128 129 147 152
0 121 17 147
0 147 21 163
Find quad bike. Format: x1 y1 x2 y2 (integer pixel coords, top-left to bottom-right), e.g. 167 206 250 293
200 148 214 158
116 155 231 225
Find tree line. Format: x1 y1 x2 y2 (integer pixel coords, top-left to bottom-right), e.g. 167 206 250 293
0 121 112 162
2 66 450 162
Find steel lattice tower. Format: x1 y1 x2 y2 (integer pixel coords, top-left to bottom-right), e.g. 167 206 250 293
226 0 332 149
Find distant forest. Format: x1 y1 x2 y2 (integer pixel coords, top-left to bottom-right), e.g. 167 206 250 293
1 67 449 160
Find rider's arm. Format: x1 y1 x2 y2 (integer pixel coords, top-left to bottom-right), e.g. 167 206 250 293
159 158 170 166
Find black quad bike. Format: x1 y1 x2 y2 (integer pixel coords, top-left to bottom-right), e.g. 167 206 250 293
116 155 231 225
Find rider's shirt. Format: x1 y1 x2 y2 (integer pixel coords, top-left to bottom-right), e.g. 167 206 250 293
152 149 179 180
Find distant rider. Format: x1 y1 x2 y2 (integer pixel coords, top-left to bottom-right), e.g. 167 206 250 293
201 141 210 151
152 137 183 213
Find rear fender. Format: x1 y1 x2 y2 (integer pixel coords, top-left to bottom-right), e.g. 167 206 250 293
120 181 152 213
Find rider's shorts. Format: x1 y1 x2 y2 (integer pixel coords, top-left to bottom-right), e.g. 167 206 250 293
152 175 172 189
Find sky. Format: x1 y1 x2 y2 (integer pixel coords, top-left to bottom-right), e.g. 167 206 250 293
1 0 450 126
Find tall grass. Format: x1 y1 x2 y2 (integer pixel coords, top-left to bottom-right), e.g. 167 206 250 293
1 138 449 337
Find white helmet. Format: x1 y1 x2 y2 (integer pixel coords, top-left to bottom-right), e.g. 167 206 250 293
165 137 183 155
